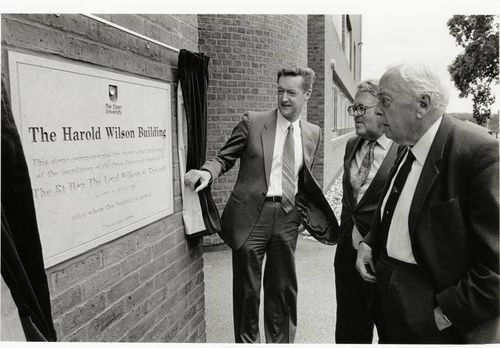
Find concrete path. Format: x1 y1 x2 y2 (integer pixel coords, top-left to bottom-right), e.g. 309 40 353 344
203 235 339 343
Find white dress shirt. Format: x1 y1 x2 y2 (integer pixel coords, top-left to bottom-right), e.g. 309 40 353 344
266 110 303 197
382 116 443 263
350 135 393 249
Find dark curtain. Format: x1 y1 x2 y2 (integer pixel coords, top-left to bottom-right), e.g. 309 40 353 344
1 78 57 341
178 49 222 237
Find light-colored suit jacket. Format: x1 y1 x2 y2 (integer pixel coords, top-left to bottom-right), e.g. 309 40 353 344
334 135 398 273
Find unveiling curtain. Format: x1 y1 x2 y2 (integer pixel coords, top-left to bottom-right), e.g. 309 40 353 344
1 78 57 341
178 49 222 237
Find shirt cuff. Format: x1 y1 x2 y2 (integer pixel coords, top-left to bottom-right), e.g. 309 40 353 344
434 306 452 331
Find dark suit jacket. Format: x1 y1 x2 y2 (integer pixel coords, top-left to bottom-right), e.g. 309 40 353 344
1 78 56 341
334 135 398 273
202 109 338 250
364 115 499 336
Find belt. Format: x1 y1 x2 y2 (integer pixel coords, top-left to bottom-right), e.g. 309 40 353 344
264 196 282 202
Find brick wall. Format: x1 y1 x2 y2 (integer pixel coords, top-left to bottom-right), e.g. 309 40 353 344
308 15 361 189
1 14 205 342
198 14 308 245
307 15 326 187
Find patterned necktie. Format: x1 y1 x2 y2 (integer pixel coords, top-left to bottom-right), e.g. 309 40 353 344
281 124 295 213
351 140 376 200
378 148 415 246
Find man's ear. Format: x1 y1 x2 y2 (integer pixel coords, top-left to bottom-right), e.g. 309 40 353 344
416 94 431 119
305 89 312 100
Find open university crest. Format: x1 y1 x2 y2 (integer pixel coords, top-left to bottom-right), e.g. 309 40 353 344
108 85 118 102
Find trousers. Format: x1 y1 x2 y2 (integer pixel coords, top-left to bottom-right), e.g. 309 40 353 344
335 242 387 343
374 251 462 344
232 200 300 343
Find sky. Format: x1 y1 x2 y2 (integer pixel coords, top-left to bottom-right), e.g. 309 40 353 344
361 12 499 114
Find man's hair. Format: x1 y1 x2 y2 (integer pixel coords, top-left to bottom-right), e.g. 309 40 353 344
356 79 379 98
277 66 316 92
386 61 450 111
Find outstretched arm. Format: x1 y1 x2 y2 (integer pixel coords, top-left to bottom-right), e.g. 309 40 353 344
184 114 249 192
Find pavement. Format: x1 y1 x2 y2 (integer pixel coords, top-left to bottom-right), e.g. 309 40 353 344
203 235 339 343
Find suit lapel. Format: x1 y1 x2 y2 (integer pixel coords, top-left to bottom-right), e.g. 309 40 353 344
300 119 317 169
262 110 277 187
357 141 398 207
408 116 454 235
371 148 408 250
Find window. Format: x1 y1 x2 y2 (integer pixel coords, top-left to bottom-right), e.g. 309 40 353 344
332 83 355 136
332 15 343 45
353 44 356 78
344 16 352 68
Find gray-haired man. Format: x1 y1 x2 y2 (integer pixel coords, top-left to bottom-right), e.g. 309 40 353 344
356 61 499 343
334 79 397 343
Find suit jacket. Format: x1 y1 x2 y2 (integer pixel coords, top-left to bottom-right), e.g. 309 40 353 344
364 115 499 337
334 135 398 272
202 109 338 250
1 78 56 341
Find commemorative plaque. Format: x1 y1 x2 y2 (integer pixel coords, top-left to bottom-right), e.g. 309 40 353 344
8 51 174 267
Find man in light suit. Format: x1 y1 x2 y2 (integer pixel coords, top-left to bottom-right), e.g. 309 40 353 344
356 61 499 343
334 79 397 343
185 66 337 343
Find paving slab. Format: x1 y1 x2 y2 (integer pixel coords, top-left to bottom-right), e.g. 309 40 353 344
203 235 338 343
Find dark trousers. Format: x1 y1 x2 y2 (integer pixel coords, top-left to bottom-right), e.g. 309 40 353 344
374 251 463 344
232 200 300 343
335 242 387 343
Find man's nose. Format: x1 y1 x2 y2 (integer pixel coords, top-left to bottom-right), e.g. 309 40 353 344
374 104 383 116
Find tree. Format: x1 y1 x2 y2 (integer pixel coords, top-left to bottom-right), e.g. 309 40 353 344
488 111 499 135
448 15 499 126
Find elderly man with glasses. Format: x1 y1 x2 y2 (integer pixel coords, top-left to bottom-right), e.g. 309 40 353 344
333 79 398 343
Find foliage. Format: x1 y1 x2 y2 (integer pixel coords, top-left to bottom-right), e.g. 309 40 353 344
488 111 499 134
448 15 499 126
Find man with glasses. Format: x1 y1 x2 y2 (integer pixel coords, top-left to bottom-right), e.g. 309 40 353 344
334 79 398 343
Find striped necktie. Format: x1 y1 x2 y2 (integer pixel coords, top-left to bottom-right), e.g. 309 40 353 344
281 124 295 213
351 140 376 200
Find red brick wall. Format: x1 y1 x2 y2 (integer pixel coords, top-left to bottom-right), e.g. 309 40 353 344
198 14 308 245
1 13 205 342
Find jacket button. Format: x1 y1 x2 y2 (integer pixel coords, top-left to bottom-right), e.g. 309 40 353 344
257 207 261 211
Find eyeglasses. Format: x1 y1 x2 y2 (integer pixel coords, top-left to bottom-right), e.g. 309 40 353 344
347 104 377 116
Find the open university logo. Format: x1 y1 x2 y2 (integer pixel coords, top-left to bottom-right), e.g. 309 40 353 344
108 85 118 102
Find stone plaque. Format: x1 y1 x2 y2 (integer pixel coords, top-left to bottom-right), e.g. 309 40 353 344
8 51 174 267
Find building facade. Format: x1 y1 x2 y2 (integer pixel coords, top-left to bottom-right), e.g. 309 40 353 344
308 14 361 190
1 13 361 341
203 14 361 245
1 14 205 342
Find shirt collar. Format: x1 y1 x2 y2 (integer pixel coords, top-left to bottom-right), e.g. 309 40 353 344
277 109 301 133
374 134 392 150
363 134 392 150
411 116 443 166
